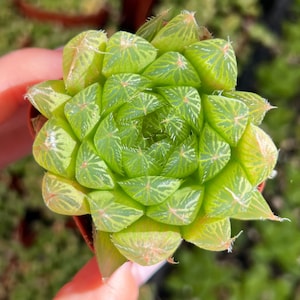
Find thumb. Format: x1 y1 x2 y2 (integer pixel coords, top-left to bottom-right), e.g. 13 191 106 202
55 258 139 300
98 262 139 300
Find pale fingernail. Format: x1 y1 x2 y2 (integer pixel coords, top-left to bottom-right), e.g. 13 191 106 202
130 260 166 286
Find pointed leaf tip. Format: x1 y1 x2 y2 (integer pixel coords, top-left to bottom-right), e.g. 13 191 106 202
227 231 243 253
151 10 199 53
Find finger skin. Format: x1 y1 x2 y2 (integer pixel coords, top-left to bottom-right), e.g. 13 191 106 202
55 258 139 300
0 48 62 168
54 257 166 299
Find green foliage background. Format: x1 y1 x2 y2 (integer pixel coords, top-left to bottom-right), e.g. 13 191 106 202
0 0 299 299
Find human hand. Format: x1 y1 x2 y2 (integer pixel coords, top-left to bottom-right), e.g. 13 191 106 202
55 256 165 300
0 47 62 168
0 47 164 299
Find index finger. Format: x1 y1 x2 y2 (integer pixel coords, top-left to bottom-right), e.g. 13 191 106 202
0 48 62 167
0 47 62 123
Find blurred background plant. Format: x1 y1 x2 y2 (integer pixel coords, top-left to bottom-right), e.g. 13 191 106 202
0 0 299 299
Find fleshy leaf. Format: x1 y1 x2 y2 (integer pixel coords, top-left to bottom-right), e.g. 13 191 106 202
235 123 278 186
26 80 71 119
146 139 173 165
151 10 199 53
93 230 127 278
118 119 143 147
232 189 283 221
75 141 114 190
32 118 78 178
136 10 169 41
102 31 157 77
198 123 231 183
116 92 165 122
161 135 198 178
42 172 89 215
122 147 161 177
88 190 144 232
64 83 101 140
184 38 237 91
63 30 107 95
118 176 182 206
94 114 123 175
158 107 191 143
143 52 201 87
111 217 182 266
182 215 236 252
222 91 275 125
146 186 204 225
102 73 152 116
204 162 254 218
203 94 249 146
158 86 201 130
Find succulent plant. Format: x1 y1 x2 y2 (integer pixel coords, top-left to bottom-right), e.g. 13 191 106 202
27 10 283 276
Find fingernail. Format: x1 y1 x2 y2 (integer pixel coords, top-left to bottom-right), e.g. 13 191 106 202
130 260 166 286
111 261 133 279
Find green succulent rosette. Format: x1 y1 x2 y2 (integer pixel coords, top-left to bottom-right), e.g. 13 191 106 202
27 10 283 276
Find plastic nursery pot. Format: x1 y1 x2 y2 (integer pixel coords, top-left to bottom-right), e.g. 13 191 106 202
14 0 110 28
